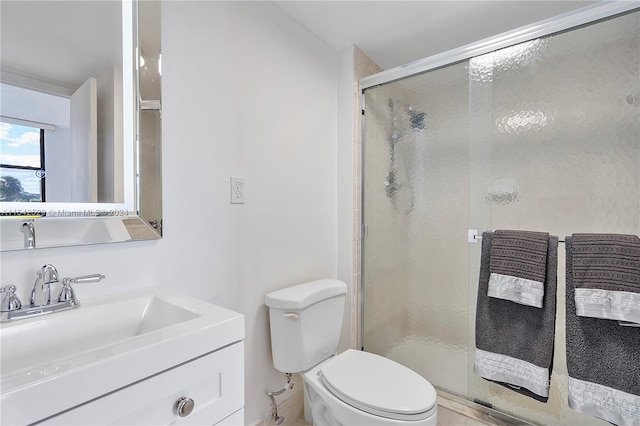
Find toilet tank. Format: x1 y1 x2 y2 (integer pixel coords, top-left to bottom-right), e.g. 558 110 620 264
265 279 347 373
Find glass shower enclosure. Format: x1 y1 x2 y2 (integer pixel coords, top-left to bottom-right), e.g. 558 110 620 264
361 5 639 424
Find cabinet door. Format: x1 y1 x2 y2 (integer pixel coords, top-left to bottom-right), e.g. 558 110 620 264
216 408 244 425
42 342 244 425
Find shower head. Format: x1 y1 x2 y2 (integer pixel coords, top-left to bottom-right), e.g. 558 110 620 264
626 89 639 107
388 98 426 129
409 108 426 129
625 71 639 106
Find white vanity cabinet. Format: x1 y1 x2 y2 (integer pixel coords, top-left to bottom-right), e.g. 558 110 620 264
41 341 244 425
1 288 245 425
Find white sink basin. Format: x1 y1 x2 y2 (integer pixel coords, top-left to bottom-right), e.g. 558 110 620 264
0 287 244 425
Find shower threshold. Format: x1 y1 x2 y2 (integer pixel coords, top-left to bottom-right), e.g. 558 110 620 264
436 389 533 426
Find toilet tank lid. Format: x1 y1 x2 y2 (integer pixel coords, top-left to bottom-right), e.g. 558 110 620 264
265 279 347 310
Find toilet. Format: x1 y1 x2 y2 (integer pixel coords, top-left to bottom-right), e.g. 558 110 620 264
265 279 438 425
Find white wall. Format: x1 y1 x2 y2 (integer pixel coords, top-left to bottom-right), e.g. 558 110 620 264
0 2 339 424
69 77 98 202
96 64 124 203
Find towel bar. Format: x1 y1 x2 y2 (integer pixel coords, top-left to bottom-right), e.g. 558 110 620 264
468 229 564 244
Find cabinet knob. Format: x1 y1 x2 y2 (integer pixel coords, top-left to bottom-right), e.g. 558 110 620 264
176 397 195 417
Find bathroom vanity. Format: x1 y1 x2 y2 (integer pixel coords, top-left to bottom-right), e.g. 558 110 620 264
0 288 245 425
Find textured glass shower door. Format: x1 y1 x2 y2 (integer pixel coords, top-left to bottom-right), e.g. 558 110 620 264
362 61 472 397
361 8 639 425
466 10 640 425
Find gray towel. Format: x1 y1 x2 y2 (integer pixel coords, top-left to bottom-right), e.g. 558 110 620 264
475 231 558 402
490 229 549 282
571 233 640 324
488 230 550 308
572 233 640 293
566 236 640 425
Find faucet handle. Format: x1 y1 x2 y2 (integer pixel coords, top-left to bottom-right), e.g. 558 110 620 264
65 274 106 284
58 274 106 303
0 285 22 312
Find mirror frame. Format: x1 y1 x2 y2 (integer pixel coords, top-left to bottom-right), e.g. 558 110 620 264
0 0 162 251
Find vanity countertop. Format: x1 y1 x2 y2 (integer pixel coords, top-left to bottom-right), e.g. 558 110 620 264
0 287 244 425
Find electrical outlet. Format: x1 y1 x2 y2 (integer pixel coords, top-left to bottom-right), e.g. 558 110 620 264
230 177 245 204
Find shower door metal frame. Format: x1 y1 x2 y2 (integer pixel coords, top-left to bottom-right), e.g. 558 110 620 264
359 0 640 351
360 1 638 91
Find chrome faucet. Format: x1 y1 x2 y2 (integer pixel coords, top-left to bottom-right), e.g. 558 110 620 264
0 285 22 312
30 264 59 307
21 221 36 249
2 266 105 322
58 274 105 305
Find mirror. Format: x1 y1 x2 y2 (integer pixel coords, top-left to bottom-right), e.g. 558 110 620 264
0 0 162 251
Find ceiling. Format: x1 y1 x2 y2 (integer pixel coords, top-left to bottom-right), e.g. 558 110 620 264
0 1 122 91
0 1 160 98
1 1 601 94
274 1 598 70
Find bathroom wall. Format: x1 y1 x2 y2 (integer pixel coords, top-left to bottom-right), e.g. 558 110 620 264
96 64 124 203
0 2 339 424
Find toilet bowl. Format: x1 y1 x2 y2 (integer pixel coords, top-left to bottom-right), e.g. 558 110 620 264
265 279 438 425
303 350 437 425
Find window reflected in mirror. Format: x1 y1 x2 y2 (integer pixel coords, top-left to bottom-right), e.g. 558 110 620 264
0 121 45 202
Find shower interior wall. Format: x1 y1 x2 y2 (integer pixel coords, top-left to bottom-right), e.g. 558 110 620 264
362 9 639 425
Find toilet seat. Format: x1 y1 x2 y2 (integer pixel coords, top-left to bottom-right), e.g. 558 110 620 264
317 349 437 421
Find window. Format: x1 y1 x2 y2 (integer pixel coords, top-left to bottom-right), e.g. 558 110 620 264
0 120 46 202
